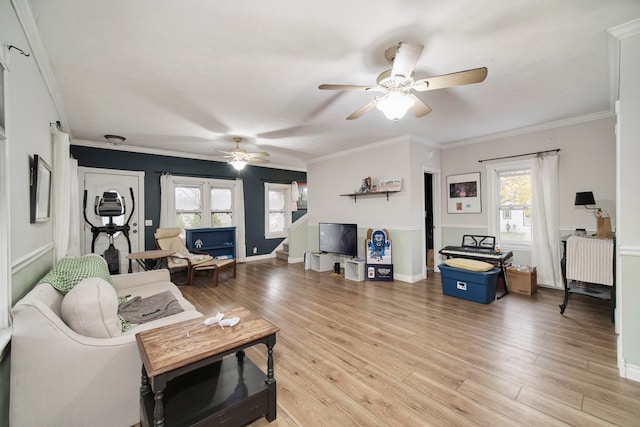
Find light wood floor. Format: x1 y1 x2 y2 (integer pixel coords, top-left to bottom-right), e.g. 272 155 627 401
176 259 640 426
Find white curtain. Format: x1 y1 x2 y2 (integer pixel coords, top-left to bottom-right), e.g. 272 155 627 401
159 173 175 228
67 158 80 257
532 153 561 288
52 131 80 261
291 181 299 212
235 177 246 262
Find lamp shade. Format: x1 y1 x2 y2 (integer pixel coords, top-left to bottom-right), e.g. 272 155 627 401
230 159 247 170
376 92 415 121
575 191 596 206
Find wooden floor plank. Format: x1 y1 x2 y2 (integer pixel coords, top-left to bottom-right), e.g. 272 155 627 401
174 259 640 426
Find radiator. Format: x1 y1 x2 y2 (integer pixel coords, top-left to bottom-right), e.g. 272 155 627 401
566 235 614 286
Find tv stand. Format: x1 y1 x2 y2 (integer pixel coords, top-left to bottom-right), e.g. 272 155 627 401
310 252 333 272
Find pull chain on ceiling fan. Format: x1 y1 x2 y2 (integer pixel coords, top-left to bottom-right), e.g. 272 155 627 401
319 42 488 121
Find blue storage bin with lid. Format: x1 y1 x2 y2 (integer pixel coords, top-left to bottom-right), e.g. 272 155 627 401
438 263 500 304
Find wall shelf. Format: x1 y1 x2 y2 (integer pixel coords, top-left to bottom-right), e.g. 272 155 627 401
340 190 399 202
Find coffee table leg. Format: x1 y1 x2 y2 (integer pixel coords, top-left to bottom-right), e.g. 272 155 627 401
266 341 276 421
236 349 245 361
153 388 165 427
141 365 151 396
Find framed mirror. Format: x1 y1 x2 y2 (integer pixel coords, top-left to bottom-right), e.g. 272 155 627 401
30 154 52 223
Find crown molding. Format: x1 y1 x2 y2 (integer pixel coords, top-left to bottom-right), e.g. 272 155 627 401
444 111 614 149
307 134 411 165
608 18 640 40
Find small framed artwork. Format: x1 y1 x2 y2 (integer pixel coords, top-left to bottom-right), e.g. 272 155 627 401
447 172 481 213
30 154 52 223
296 182 308 210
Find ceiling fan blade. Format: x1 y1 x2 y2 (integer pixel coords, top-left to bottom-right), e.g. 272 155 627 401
250 158 269 164
409 94 432 117
413 67 488 91
247 151 270 157
391 42 424 80
319 84 376 91
346 99 378 120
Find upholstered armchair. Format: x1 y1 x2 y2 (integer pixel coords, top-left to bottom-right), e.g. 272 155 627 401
154 227 236 286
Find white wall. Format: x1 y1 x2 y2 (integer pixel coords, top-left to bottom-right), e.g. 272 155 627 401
440 116 617 244
307 135 441 281
2 0 58 264
613 19 640 382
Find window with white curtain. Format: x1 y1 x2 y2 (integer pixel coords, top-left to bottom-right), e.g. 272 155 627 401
264 183 291 239
486 159 533 249
173 177 234 238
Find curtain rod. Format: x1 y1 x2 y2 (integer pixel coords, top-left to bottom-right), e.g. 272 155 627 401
155 171 238 180
478 148 560 163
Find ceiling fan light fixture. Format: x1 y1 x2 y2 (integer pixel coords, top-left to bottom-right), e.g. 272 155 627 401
230 159 248 170
376 92 415 121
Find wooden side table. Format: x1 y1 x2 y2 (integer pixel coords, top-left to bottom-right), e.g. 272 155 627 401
127 249 175 271
136 307 279 426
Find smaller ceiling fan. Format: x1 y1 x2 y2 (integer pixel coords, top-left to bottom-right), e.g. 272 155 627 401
214 137 270 170
319 42 488 121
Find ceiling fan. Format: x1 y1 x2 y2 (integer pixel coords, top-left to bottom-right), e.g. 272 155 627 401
215 137 270 170
319 42 488 121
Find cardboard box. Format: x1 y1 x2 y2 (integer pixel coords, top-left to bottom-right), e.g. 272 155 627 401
506 266 537 295
438 264 500 304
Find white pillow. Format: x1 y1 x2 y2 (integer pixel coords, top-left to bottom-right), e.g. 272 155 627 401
61 277 122 338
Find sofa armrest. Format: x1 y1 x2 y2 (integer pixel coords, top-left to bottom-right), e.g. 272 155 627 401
10 300 144 427
111 268 171 290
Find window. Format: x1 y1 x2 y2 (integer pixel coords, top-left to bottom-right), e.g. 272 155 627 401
210 187 233 227
173 178 234 237
265 183 291 239
487 160 533 248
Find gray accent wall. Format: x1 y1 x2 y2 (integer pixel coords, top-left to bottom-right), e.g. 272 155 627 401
70 146 306 257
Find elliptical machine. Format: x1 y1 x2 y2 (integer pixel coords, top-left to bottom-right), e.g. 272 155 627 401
83 188 135 274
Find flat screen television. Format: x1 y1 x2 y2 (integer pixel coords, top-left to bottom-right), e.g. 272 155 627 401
319 223 358 257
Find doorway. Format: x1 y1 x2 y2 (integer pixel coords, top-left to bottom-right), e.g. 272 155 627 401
425 173 434 271
79 167 145 273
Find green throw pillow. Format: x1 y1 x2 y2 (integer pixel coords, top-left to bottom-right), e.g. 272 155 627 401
39 254 113 294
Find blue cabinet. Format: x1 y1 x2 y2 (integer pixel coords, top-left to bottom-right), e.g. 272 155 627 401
185 227 236 259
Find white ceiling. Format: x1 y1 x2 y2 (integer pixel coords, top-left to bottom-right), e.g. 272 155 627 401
25 0 640 170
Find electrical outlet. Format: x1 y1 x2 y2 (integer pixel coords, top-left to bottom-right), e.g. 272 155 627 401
253 247 257 254
144 219 153 226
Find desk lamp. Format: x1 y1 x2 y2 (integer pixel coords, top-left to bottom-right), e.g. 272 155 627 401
574 191 612 238
574 191 597 210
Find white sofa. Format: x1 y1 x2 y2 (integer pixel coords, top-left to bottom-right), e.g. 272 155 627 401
10 265 202 427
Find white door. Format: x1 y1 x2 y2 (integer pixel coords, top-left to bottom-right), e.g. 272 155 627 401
79 167 145 274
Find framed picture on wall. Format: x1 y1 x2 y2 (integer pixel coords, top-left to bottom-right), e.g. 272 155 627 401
296 182 308 210
447 172 481 213
30 154 52 223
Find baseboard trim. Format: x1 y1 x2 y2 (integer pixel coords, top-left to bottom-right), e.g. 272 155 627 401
245 253 276 262
624 362 640 383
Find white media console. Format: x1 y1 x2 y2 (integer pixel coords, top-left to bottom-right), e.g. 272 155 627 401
309 252 334 272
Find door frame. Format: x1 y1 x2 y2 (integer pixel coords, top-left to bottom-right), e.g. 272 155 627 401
422 166 442 277
78 167 145 256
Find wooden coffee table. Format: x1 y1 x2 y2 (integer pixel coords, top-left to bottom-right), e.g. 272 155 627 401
135 307 279 426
